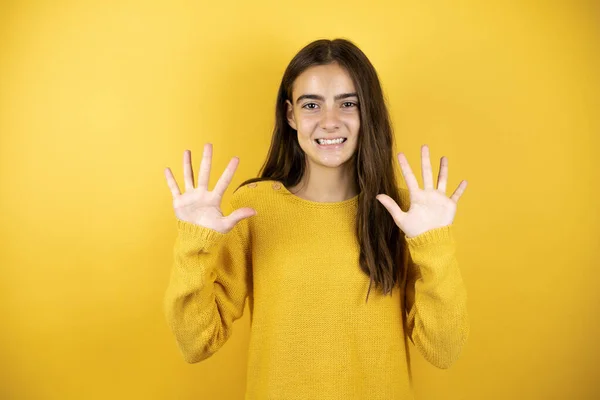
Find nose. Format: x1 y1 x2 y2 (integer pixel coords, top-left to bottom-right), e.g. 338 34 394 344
320 107 340 132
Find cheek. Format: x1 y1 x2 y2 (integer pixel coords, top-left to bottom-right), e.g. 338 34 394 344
342 114 360 133
296 116 319 136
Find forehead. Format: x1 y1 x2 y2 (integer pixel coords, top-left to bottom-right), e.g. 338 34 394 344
292 63 356 98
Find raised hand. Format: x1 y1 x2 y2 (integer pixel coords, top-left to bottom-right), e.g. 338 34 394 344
376 144 467 238
164 143 257 234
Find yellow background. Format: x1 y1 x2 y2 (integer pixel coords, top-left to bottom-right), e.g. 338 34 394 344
1 1 598 399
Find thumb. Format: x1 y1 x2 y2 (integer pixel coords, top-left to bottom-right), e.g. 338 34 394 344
376 194 404 226
226 207 257 227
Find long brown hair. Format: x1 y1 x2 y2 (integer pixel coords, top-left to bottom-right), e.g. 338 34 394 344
238 38 405 303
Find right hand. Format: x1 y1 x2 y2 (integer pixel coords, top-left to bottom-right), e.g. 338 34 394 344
164 143 257 234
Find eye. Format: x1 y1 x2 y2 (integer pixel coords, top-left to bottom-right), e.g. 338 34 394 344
342 102 357 108
302 103 318 109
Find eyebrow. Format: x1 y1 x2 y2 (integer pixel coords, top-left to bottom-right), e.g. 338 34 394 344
295 92 358 104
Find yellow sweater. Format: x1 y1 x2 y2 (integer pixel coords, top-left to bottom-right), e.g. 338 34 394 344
163 179 469 399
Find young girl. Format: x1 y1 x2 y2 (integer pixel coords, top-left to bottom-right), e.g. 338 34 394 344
163 38 469 399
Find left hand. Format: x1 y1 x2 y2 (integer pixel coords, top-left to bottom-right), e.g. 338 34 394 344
376 144 468 238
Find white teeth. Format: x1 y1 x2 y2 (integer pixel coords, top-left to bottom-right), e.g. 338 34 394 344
317 138 345 145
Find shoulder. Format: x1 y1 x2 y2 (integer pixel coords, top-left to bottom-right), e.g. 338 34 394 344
229 179 280 208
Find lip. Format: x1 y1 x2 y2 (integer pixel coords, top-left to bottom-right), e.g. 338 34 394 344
314 137 347 150
315 136 346 141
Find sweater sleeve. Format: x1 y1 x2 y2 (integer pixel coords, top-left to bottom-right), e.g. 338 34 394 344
163 196 252 364
402 224 470 369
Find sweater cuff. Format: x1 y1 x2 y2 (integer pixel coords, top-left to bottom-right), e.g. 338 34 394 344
175 218 226 252
405 225 455 248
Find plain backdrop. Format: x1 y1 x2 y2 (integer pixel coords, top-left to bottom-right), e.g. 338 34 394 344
0 0 598 399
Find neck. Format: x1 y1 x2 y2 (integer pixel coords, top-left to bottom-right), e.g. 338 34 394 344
289 162 358 202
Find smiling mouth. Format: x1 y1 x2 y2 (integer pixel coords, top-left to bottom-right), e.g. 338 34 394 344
315 138 347 145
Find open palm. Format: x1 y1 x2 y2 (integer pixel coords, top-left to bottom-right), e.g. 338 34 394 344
164 143 256 234
376 144 468 238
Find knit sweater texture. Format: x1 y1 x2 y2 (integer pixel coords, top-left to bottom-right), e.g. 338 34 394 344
163 179 469 399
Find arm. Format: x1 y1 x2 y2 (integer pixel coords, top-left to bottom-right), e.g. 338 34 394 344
403 225 470 369
163 195 252 364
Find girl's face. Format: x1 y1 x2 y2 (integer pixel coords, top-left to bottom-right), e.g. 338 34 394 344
286 63 360 171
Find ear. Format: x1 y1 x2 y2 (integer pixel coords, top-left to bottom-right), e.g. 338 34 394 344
285 99 297 130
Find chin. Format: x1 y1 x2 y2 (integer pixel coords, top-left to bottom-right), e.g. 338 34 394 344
310 154 355 169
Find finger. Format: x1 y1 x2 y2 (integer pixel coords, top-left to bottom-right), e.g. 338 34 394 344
376 194 406 226
213 156 239 197
183 149 195 191
450 180 468 203
397 153 420 193
421 144 434 190
225 207 257 229
437 156 448 193
198 143 212 191
164 167 181 198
